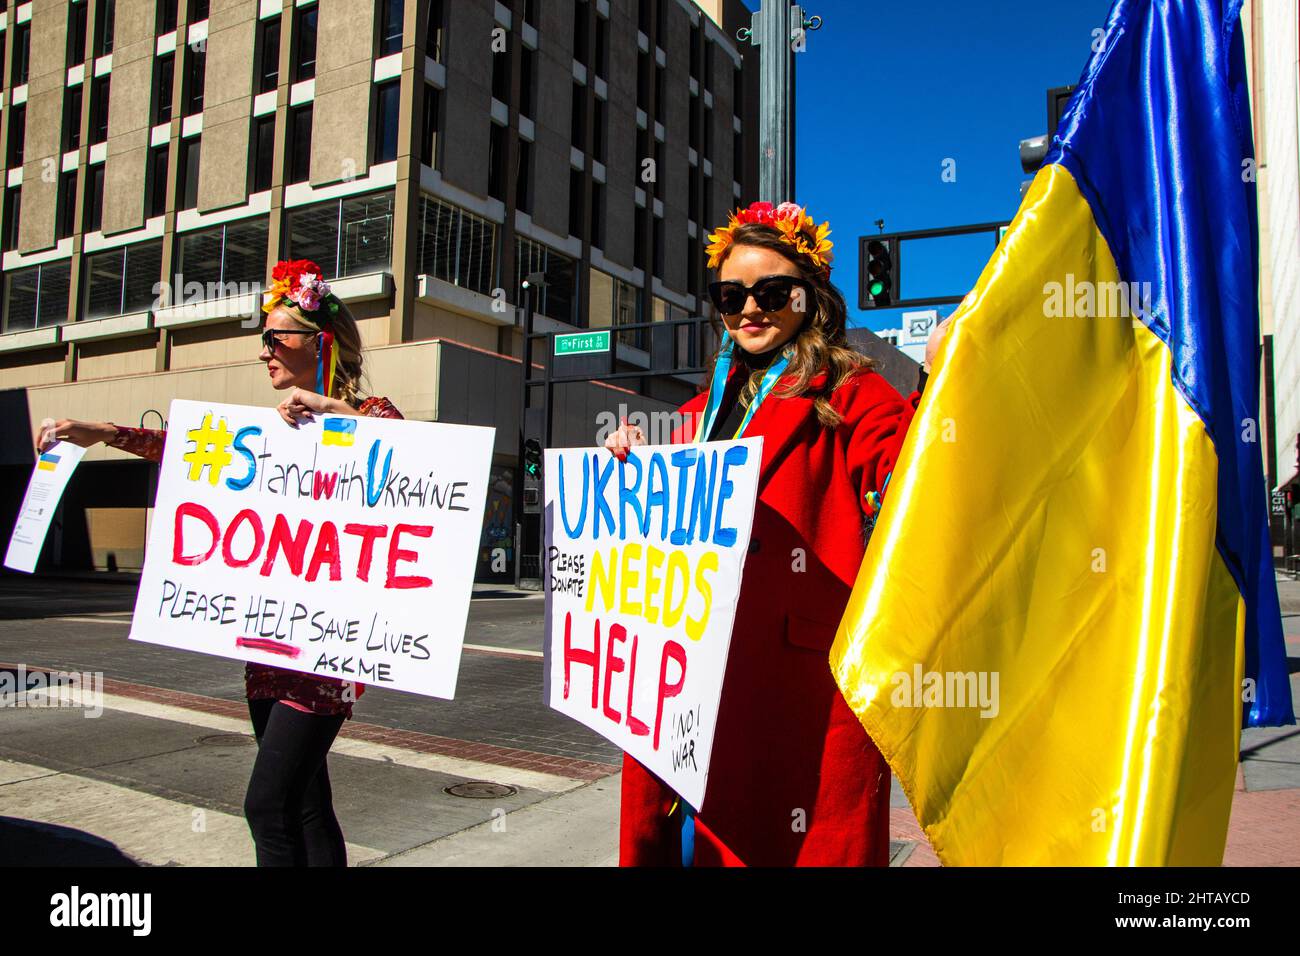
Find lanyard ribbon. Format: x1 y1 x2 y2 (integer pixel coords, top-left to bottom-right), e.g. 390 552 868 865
694 338 791 442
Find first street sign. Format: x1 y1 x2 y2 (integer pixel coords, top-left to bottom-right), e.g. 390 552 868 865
554 330 611 356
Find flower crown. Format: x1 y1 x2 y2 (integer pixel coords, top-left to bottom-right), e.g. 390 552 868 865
261 258 340 319
705 201 834 276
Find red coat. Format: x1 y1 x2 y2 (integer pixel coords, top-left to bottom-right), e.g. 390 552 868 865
619 363 919 866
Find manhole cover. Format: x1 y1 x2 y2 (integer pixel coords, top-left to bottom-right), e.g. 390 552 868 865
444 781 516 799
196 733 256 748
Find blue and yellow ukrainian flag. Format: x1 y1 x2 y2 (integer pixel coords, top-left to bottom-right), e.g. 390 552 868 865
321 417 356 447
831 0 1293 866
37 453 60 472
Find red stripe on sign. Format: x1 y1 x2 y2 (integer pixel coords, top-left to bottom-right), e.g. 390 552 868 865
235 637 301 659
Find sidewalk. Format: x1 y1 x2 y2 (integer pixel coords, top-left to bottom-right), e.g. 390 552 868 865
0 673 618 867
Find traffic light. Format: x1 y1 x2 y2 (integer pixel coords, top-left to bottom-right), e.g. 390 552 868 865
861 236 897 309
523 439 543 480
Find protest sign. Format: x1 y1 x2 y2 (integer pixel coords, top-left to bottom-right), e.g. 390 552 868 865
129 400 494 699
543 438 762 809
5 441 87 574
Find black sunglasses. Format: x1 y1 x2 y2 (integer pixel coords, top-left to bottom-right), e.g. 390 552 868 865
707 275 813 317
260 328 318 351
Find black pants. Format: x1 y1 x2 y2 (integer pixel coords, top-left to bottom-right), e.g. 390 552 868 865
244 699 347 867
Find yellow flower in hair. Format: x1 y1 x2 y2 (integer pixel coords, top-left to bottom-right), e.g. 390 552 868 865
261 276 292 313
705 200 834 275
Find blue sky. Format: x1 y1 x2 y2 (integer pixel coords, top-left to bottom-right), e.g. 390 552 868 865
738 0 1116 331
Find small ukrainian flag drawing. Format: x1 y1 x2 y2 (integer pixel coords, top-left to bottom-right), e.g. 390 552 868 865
321 417 356 447
37 453 60 472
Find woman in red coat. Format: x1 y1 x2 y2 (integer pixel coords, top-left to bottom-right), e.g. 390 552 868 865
606 201 946 866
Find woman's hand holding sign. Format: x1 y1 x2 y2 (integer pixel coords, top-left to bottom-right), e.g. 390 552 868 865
276 388 353 427
603 416 647 461
35 419 117 453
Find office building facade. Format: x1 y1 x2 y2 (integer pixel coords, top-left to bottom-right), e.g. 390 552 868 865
0 0 759 579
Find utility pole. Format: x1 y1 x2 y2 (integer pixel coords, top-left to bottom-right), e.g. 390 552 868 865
515 272 544 586
737 2 822 203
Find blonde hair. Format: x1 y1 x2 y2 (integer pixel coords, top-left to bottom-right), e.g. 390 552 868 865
711 222 871 428
276 300 369 408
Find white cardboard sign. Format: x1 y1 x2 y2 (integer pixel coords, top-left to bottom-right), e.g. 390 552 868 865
4 441 88 574
542 438 762 809
129 400 494 699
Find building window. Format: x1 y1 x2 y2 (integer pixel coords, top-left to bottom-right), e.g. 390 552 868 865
614 276 641 348
2 186 20 253
84 240 164 319
568 169 584 240
524 0 538 29
378 0 404 57
689 95 699 152
595 15 608 80
519 47 535 119
516 236 576 325
250 115 276 192
637 51 648 112
416 194 497 296
633 205 645 266
426 0 445 62
157 0 178 35
7 105 26 167
188 0 209 23
287 105 312 184
93 0 116 58
146 145 169 218
178 217 269 300
57 171 78 240
286 191 394 280
152 52 175 125
653 214 664 279
635 127 648 190
84 163 106 231
590 270 641 348
487 123 506 201
420 84 439 167
590 182 603 251
12 22 30 86
702 172 713 236
4 261 72 331
593 98 606 164
573 0 589 68
373 80 401 164
491 43 510 103
293 4 318 82
184 44 206 116
178 137 200 210
257 16 280 94
515 140 531 215
653 140 664 198
68 3 89 67
687 234 700 298
571 83 586 151
89 76 111 144
654 65 665 124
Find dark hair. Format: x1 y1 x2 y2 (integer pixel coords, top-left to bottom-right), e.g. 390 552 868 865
710 222 871 427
